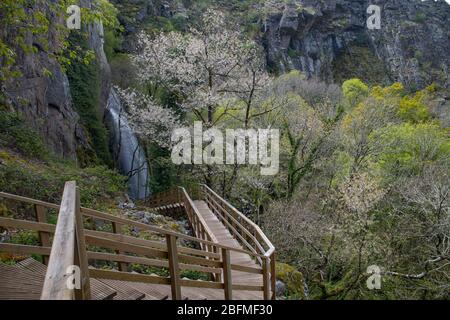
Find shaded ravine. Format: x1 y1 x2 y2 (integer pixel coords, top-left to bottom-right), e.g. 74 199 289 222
105 89 150 200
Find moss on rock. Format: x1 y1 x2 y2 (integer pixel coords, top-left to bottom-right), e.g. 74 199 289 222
276 262 305 299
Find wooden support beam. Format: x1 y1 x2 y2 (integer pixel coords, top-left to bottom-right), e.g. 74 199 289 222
35 205 51 265
262 257 270 300
270 252 276 300
112 222 128 272
222 248 232 300
166 234 181 300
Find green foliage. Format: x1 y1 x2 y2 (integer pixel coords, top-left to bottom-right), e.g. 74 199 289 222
0 0 50 84
0 110 48 159
104 28 123 61
10 231 40 246
0 148 126 209
66 33 112 167
371 122 449 177
398 91 431 123
342 78 369 108
180 270 211 281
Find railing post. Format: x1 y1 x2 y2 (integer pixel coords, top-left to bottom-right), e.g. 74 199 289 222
270 252 277 300
35 205 50 265
262 257 271 300
166 234 181 300
222 248 232 300
112 222 128 272
213 246 222 283
74 187 91 300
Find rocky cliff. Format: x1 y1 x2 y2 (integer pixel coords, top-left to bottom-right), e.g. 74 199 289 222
263 0 449 89
2 1 89 160
2 1 115 160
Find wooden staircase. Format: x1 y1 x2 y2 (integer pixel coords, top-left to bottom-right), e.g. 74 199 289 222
0 183 275 300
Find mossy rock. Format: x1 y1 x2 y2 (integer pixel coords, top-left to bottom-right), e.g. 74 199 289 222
275 262 305 299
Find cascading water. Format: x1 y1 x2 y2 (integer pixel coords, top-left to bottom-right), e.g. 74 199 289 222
104 89 150 200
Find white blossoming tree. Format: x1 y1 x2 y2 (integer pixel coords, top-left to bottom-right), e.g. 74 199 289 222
131 9 269 128
116 87 180 149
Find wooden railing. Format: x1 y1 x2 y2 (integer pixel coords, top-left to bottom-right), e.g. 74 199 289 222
143 188 180 209
200 184 276 300
0 182 275 300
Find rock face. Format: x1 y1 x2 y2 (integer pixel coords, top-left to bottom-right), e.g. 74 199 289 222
3 1 89 160
2 0 113 160
263 0 450 89
111 0 187 51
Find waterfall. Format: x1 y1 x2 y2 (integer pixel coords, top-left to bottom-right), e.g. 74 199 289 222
104 89 150 200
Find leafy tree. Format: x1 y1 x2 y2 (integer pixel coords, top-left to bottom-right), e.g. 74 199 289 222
342 78 369 109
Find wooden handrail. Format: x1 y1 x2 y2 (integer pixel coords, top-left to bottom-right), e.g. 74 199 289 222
0 191 264 259
0 183 276 300
143 188 180 208
200 184 275 257
40 181 90 300
178 187 218 250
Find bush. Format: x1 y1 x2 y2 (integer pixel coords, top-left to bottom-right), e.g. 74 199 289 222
0 110 48 159
0 150 126 209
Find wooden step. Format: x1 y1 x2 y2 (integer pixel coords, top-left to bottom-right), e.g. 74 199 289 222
95 279 146 300
1 258 117 300
122 282 170 300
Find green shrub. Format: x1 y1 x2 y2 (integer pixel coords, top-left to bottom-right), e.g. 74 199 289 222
0 110 48 159
0 153 126 209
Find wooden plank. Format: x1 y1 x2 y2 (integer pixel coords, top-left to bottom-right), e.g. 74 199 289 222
0 217 55 233
166 234 181 300
0 192 60 210
41 181 77 300
35 205 51 265
85 234 169 259
230 264 263 275
96 279 145 300
90 269 171 285
222 248 232 300
178 253 223 268
85 229 220 259
179 279 224 289
0 243 51 256
87 251 221 274
232 284 264 291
